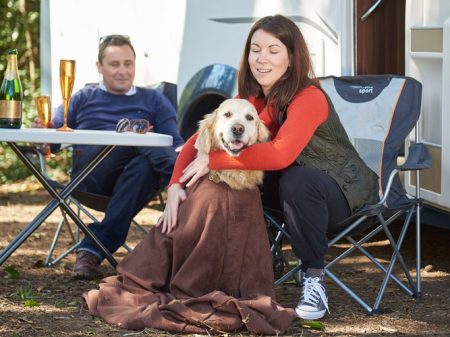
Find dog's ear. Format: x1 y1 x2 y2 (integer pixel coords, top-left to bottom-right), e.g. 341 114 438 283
195 110 217 153
256 120 270 143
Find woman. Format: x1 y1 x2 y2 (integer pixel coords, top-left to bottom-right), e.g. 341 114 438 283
164 15 378 321
83 17 303 334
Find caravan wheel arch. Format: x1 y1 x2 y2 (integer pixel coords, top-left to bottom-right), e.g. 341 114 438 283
177 64 237 140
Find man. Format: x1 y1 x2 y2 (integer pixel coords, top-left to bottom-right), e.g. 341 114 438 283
36 35 184 279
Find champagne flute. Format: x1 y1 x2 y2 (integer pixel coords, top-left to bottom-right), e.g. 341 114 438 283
35 95 54 157
35 95 52 127
57 60 76 132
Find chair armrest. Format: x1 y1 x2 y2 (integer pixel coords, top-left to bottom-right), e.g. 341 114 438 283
16 145 49 176
16 144 71 189
16 145 42 165
399 143 432 171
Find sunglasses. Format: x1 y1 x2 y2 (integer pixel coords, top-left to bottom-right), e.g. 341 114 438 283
99 34 131 45
115 118 153 134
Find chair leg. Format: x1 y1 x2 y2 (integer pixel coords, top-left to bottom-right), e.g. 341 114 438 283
157 190 165 210
45 201 78 266
274 263 302 287
347 236 413 294
264 210 303 287
46 191 164 266
416 202 422 297
45 198 100 267
45 212 69 266
121 243 133 252
324 207 420 314
46 241 81 267
382 211 417 291
131 219 149 234
325 268 374 314
373 211 417 311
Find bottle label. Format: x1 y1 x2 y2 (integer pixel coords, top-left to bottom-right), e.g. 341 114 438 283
0 100 22 118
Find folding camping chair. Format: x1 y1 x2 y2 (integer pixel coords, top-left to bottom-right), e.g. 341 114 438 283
25 81 175 266
265 75 431 314
19 146 165 266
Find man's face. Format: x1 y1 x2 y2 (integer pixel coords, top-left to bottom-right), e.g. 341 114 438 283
96 45 135 95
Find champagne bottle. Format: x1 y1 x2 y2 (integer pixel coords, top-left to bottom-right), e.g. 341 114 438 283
0 49 23 129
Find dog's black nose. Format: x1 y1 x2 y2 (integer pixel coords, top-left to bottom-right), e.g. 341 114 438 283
232 123 245 136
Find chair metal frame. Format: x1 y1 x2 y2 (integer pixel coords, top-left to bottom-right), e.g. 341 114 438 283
264 75 431 314
20 146 164 267
30 81 175 266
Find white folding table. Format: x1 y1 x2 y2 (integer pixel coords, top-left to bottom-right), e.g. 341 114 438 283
0 128 173 267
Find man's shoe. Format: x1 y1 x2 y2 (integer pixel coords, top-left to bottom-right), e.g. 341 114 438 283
295 270 329 320
73 251 102 280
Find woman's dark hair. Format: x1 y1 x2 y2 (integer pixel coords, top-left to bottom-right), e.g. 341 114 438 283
238 15 318 124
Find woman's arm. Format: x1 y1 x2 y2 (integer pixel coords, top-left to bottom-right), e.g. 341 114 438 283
180 87 328 185
156 183 187 234
209 86 328 170
158 134 198 233
168 133 198 186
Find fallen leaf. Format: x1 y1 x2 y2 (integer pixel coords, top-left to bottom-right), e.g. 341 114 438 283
24 299 40 308
298 320 326 331
18 317 34 323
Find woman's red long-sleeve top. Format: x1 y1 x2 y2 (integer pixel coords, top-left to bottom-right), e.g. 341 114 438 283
169 85 329 186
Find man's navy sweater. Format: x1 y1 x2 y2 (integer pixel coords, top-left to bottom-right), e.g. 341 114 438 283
53 85 184 150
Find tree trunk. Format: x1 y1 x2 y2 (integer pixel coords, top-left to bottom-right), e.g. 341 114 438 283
19 0 36 94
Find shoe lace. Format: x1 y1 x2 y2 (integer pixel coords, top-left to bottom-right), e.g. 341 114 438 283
301 276 330 313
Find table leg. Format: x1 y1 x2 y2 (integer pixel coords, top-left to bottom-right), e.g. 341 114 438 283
0 199 60 264
0 143 117 267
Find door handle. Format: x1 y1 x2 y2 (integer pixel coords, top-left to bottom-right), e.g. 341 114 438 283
361 0 385 21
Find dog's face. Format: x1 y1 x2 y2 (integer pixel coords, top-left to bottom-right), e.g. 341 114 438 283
195 98 270 157
214 99 262 156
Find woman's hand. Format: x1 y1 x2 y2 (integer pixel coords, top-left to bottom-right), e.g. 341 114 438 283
156 183 187 234
180 152 209 187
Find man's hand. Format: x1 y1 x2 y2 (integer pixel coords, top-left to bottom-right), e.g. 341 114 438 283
31 117 52 155
156 183 187 234
32 117 46 128
180 152 209 187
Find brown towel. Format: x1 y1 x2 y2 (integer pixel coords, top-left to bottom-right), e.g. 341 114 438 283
83 177 296 334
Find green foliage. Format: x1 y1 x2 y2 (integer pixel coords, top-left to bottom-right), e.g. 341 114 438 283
15 286 34 300
3 265 20 279
0 0 40 116
1 0 47 183
14 286 40 307
0 145 72 183
0 0 40 88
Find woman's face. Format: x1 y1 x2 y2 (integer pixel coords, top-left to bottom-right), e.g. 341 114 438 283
248 29 290 96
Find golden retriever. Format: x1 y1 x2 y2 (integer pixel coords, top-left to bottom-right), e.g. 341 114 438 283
194 98 270 190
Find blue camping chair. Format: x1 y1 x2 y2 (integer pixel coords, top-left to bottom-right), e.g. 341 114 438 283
265 75 431 313
20 82 175 266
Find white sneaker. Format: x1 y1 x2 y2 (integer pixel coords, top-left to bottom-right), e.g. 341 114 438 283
295 276 329 320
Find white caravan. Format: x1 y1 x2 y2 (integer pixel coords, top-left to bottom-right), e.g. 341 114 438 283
405 0 450 223
40 0 352 102
41 0 450 223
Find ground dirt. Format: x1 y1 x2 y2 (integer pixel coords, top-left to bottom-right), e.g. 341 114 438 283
1 186 450 337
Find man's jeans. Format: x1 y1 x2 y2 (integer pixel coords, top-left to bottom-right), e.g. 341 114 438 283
71 145 177 260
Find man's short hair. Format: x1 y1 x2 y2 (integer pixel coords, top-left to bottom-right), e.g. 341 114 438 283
98 35 135 64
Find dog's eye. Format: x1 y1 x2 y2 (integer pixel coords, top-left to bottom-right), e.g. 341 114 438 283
224 111 232 118
246 114 254 121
